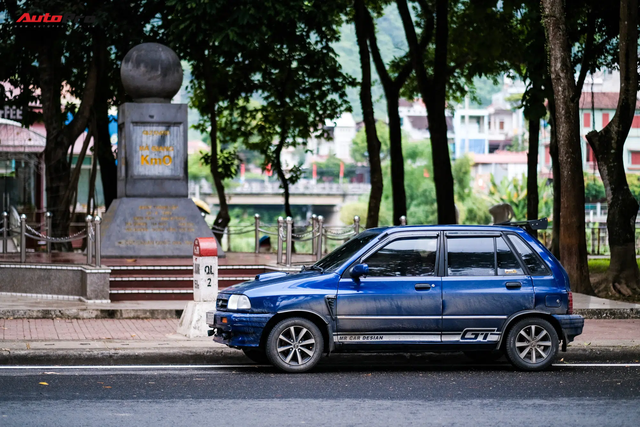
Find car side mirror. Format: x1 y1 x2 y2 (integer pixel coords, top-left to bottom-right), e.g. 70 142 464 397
351 263 369 279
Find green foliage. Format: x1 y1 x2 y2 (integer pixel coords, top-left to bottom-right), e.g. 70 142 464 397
460 194 492 225
452 154 472 202
314 156 357 181
351 121 391 163
488 175 528 220
584 175 606 202
626 174 640 202
200 147 240 181
188 152 212 182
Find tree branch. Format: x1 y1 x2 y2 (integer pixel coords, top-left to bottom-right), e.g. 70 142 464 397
572 9 595 101
66 49 99 145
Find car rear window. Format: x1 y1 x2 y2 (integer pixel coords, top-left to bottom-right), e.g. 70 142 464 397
496 237 524 275
507 234 550 276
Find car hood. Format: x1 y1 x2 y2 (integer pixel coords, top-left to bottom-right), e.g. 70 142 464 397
219 270 337 296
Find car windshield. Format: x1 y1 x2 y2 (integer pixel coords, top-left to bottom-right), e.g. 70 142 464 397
312 230 381 273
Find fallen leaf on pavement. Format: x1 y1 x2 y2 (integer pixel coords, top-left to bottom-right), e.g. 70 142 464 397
131 334 136 337
103 386 112 389
39 382 48 386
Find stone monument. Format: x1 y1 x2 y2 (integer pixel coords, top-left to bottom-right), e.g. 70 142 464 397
100 43 216 257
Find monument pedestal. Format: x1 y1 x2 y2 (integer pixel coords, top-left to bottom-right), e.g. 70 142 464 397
100 197 218 257
177 301 217 338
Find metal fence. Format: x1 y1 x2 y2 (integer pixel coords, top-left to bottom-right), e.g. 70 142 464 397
1 211 102 266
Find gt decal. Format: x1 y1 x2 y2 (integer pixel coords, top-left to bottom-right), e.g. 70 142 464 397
460 329 501 342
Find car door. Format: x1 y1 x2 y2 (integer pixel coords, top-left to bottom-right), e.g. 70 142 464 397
441 233 534 344
335 233 442 345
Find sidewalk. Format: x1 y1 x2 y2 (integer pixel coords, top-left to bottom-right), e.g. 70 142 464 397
0 318 638 366
1 292 639 320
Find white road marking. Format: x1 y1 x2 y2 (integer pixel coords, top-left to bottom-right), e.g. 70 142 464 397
552 363 640 367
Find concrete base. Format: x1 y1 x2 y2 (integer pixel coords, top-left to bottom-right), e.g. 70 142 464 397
0 264 110 300
176 301 216 338
100 197 218 257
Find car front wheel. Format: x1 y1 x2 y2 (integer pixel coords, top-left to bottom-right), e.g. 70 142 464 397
505 317 559 371
265 317 324 373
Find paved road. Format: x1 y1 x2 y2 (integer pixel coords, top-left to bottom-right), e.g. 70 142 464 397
1 359 639 427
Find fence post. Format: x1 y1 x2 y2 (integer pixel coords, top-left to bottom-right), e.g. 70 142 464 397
353 215 360 234
254 214 260 254
277 216 284 265
20 214 26 263
399 215 407 226
86 215 93 265
597 224 601 255
94 216 102 267
285 217 293 267
45 212 52 254
2 211 7 254
310 214 317 255
316 215 324 261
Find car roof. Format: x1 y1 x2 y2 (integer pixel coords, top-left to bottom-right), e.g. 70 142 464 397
368 224 528 235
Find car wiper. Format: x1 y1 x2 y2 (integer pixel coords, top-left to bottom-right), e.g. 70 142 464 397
305 265 324 274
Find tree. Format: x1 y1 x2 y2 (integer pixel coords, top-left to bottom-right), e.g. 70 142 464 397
541 0 592 294
354 0 384 228
364 2 431 225
585 0 639 296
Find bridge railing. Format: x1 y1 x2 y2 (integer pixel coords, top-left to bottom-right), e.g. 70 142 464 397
1 211 101 266
211 214 362 266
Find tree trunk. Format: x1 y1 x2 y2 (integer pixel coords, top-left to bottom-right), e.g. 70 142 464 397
387 92 407 225
585 0 639 296
542 0 592 294
355 0 383 228
527 116 540 221
547 97 561 257
208 105 230 244
397 0 456 224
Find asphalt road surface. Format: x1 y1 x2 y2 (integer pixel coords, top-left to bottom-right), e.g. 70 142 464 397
1 354 639 427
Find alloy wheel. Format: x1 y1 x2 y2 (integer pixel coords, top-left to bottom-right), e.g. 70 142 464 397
514 324 552 364
276 326 316 366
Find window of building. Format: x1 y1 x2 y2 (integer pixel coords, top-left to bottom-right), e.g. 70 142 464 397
583 112 591 128
447 237 495 276
365 237 438 277
586 144 596 162
499 121 504 131
631 151 640 165
602 113 610 127
632 115 640 128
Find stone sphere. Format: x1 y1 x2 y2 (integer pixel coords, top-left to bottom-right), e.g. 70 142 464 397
120 43 183 103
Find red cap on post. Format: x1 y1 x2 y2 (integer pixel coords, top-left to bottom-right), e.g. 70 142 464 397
193 237 218 257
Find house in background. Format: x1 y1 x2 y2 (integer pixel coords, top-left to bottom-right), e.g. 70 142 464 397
470 150 528 191
539 70 640 175
398 98 455 144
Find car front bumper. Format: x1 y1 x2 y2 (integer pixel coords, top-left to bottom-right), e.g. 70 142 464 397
207 311 273 348
553 314 585 343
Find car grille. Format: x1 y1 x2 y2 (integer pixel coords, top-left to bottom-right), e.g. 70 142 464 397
216 296 228 309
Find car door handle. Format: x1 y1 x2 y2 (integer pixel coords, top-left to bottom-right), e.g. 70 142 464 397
505 282 522 289
415 283 435 290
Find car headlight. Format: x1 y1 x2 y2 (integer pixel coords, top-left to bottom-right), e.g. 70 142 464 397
227 294 251 310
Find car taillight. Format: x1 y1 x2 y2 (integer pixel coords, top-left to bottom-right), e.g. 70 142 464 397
568 292 573 314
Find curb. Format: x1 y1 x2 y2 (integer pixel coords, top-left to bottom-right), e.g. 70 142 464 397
574 308 640 319
0 309 184 320
0 347 247 366
1 346 638 367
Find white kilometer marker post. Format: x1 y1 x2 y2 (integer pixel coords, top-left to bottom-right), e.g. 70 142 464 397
176 237 219 338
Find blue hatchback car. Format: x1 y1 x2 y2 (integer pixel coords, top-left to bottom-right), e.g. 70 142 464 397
207 223 584 372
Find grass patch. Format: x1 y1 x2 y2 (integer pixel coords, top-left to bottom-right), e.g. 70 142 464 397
588 258 640 274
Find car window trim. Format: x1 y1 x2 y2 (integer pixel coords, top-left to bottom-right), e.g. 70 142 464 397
505 232 551 276
444 235 498 277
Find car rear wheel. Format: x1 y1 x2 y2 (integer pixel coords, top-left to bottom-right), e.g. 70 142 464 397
265 317 323 373
242 348 269 364
505 317 558 371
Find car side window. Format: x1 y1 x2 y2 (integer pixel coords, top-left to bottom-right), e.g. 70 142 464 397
507 234 550 276
365 237 438 277
447 237 495 276
497 237 524 275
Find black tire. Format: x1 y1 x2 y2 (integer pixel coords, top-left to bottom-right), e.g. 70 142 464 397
505 317 559 371
265 317 324 373
463 350 504 363
242 348 269 364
